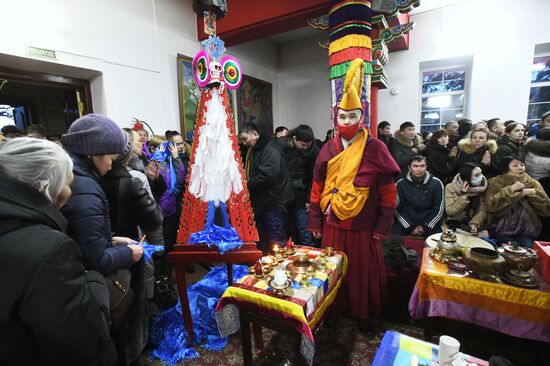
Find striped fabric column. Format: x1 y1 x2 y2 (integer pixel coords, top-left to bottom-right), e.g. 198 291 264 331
329 0 373 128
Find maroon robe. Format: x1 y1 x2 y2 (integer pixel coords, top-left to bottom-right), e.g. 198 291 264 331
308 131 400 319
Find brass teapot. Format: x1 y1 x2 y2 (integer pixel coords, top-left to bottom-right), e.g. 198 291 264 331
498 243 538 273
437 230 459 252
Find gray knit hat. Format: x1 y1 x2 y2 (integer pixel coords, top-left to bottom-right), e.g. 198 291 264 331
61 114 126 156
114 131 133 165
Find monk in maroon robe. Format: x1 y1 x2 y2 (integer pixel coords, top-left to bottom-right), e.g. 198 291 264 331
308 59 399 331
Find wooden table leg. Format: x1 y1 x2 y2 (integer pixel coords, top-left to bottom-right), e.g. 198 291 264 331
240 310 253 366
253 324 264 350
424 317 435 342
295 332 305 366
227 263 233 285
174 263 195 344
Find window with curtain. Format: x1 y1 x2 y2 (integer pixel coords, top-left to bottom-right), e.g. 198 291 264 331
420 67 466 132
528 55 550 125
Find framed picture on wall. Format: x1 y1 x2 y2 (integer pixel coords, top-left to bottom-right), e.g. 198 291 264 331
177 53 239 140
237 75 273 135
177 54 200 140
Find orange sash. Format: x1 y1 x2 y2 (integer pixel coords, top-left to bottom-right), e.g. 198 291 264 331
320 129 369 220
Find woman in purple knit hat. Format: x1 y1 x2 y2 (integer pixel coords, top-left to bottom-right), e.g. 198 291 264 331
61 113 145 366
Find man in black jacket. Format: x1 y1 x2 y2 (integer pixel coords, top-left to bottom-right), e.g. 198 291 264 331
283 124 319 246
391 121 423 176
240 123 294 252
377 120 394 150
392 155 444 238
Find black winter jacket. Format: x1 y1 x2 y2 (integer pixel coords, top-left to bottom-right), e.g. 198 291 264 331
284 143 319 207
101 165 163 240
0 176 114 366
394 172 445 230
377 134 394 151
493 135 525 173
456 138 499 178
426 142 457 184
61 153 133 276
247 133 294 214
130 155 167 202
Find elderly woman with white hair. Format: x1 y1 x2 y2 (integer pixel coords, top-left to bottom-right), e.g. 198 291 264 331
0 138 117 365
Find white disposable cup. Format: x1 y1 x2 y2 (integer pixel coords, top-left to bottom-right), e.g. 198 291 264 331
438 335 460 365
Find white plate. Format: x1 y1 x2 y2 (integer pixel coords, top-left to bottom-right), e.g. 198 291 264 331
425 232 494 250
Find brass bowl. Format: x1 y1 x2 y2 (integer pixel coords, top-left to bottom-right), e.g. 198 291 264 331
293 254 310 267
463 247 506 277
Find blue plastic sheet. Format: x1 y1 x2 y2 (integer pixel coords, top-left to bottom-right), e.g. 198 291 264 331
149 142 178 194
141 242 165 262
148 264 249 365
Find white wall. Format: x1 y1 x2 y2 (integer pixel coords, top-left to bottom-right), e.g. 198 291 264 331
274 0 550 135
0 0 280 133
3 0 547 135
229 38 280 128
378 0 550 128
277 33 331 140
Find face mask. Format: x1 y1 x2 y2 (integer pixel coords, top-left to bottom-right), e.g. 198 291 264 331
337 123 361 141
470 175 483 186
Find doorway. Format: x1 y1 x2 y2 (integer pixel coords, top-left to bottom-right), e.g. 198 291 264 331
0 66 93 137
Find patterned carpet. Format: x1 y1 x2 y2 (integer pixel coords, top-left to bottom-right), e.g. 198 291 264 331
144 318 424 366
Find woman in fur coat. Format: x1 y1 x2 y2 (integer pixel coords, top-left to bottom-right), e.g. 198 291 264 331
445 163 487 236
457 128 498 178
485 156 550 247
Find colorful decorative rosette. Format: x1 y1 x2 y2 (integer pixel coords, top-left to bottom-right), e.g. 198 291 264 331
221 55 242 90
192 50 210 88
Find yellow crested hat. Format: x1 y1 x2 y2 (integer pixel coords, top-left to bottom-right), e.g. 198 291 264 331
338 58 364 111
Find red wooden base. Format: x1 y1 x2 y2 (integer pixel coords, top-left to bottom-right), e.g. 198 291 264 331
168 242 263 344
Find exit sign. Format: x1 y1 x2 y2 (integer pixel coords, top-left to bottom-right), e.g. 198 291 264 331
27 46 57 59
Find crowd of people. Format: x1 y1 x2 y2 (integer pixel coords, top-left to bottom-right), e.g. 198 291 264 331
0 116 192 366
1 106 550 364
378 113 550 247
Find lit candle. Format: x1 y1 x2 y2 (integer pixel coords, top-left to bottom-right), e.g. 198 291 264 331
273 244 280 254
